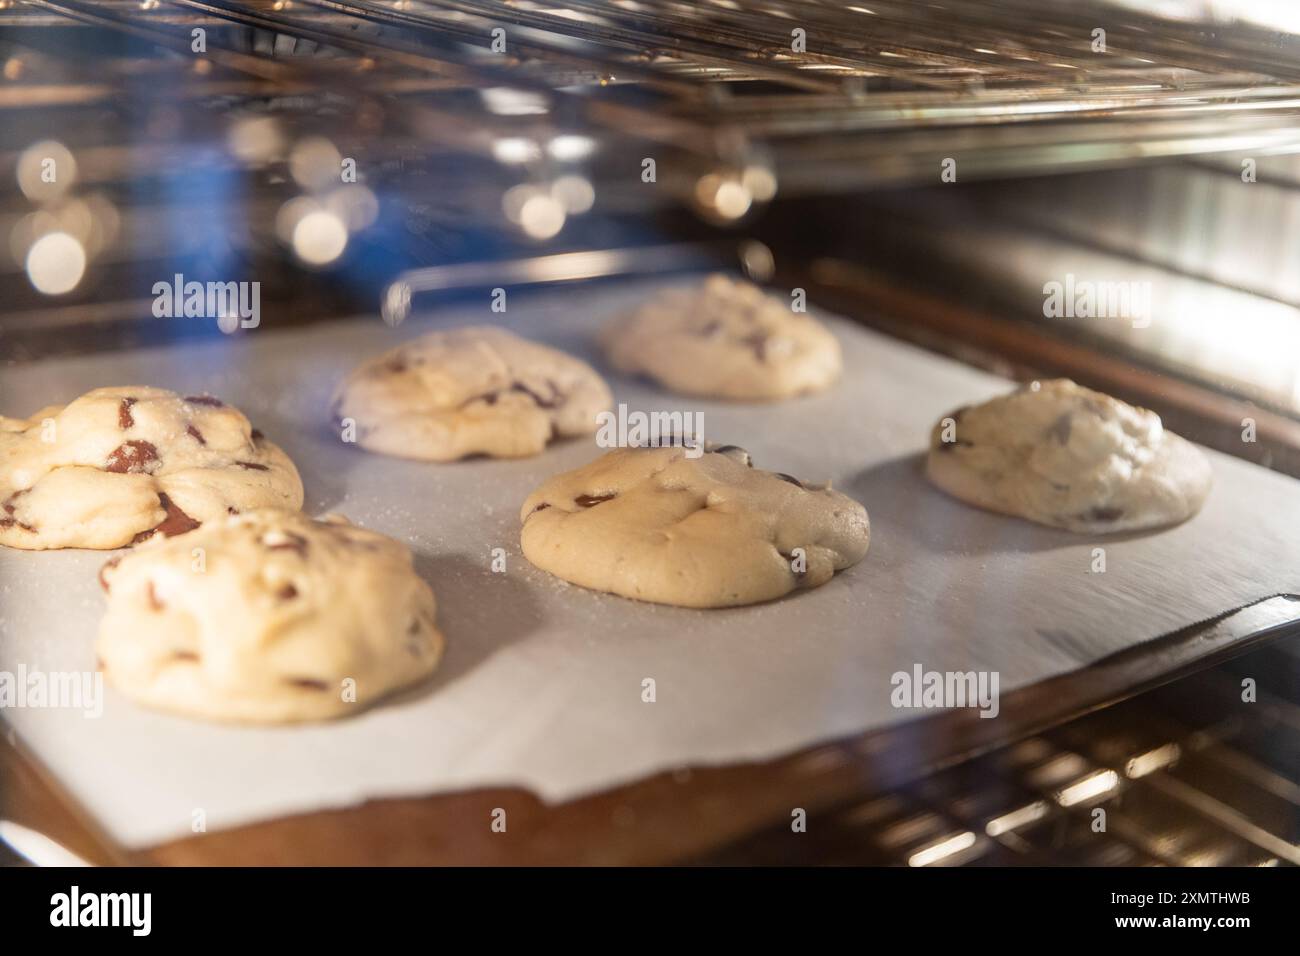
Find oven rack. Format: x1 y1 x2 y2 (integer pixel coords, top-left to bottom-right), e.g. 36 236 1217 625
3 0 1300 201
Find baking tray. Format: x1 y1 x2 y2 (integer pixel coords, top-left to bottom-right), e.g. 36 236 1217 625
2 268 1300 863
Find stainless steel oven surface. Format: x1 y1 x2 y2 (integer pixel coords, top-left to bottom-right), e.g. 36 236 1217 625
1 0 1297 894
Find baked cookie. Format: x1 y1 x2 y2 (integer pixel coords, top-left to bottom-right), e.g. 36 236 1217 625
601 274 841 400
0 386 303 550
97 510 443 723
926 379 1212 533
519 444 869 607
331 326 611 461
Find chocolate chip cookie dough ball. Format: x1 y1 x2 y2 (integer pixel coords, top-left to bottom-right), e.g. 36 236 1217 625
331 326 612 461
926 379 1212 533
601 274 841 400
97 510 443 723
0 386 303 550
519 444 870 607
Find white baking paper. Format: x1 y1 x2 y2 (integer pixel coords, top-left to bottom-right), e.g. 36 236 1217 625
2 278 1298 849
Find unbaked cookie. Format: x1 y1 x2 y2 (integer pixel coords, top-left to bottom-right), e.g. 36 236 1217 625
601 274 841 400
97 510 443 723
926 379 1212 533
520 444 869 607
331 326 612 461
0 386 303 550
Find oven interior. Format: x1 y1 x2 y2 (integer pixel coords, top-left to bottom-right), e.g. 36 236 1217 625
2 0 1298 865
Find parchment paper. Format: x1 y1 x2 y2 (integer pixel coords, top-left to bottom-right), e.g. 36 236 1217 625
2 278 1298 850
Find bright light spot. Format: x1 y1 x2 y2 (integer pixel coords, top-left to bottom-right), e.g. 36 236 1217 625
908 831 976 867
17 141 76 201
292 210 348 265
741 165 777 202
519 194 565 239
1056 769 1119 807
985 801 1049 837
228 117 283 165
26 231 85 295
1125 743 1180 779
481 87 549 116
275 196 318 243
4 58 23 80
739 239 775 282
325 184 379 230
381 281 411 328
547 134 596 162
502 184 540 224
551 174 594 213
492 137 542 164
289 136 342 191
695 173 752 220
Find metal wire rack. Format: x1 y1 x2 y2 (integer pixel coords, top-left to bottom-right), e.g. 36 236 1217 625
4 1 1300 210
697 631 1300 866
3 0 1300 337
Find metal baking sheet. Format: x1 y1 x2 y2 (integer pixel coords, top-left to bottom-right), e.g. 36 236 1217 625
2 276 1299 849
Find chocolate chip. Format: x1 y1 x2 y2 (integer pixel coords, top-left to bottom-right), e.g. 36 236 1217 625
1084 506 1124 522
187 424 206 445
712 445 753 467
385 358 407 373
228 506 239 515
236 461 269 471
0 516 36 532
105 440 159 474
1047 413 1072 444
185 395 224 407
132 492 200 543
575 493 616 507
147 581 164 611
171 651 199 662
773 472 804 489
510 381 560 409
285 678 328 692
250 428 264 441
741 333 769 362
98 556 121 593
118 397 137 429
276 583 298 600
